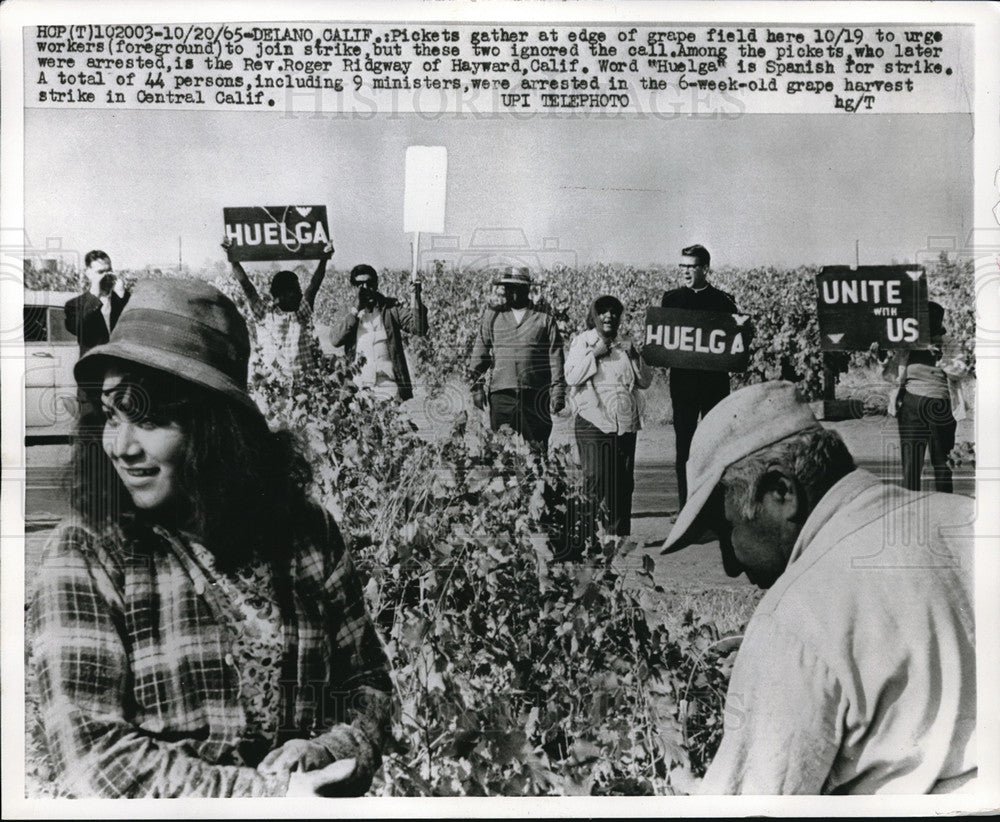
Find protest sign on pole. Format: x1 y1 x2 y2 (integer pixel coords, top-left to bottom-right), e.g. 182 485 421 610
222 206 330 262
642 308 753 372
404 146 447 283
816 265 929 350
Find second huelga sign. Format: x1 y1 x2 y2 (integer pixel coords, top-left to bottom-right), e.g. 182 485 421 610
223 206 330 261
642 307 752 372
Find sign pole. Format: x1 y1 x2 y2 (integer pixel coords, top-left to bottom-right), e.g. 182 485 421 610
403 145 447 287
411 230 421 284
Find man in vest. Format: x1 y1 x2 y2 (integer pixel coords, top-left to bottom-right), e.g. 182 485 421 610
469 267 566 454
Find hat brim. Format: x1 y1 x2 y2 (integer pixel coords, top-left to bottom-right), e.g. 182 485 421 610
74 340 258 413
493 277 532 286
661 472 726 554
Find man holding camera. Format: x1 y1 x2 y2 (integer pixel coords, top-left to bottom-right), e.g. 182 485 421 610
330 264 428 401
64 250 130 356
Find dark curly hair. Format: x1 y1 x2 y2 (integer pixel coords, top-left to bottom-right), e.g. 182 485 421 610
70 363 314 572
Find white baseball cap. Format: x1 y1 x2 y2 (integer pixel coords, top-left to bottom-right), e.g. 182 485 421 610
661 381 822 553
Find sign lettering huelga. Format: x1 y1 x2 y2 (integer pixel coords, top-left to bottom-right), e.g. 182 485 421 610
223 205 330 261
643 307 753 372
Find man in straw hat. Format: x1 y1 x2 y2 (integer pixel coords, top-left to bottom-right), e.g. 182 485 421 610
469 266 566 454
661 381 975 794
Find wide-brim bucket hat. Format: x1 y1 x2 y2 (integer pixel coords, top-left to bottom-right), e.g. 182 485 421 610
75 278 256 411
661 381 822 554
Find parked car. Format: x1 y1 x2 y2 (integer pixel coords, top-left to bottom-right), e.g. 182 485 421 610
24 290 80 444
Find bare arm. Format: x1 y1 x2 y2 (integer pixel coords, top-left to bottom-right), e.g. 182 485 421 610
221 237 264 317
304 243 335 310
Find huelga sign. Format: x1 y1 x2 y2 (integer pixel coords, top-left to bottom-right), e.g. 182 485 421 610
642 307 753 372
223 206 330 261
816 265 929 350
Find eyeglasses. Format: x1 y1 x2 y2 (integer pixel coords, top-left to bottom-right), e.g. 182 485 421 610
679 263 703 269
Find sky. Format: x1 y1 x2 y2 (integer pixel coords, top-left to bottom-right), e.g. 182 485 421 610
24 109 972 274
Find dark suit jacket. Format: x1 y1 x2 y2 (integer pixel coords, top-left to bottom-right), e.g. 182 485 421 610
64 290 129 354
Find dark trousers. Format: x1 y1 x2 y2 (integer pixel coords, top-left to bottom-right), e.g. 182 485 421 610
670 375 730 505
490 389 552 454
574 415 638 543
898 391 956 493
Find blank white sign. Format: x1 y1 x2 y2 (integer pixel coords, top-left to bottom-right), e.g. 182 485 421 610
403 146 447 233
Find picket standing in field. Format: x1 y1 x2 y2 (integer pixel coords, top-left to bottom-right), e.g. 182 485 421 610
329 264 428 402
64 249 130 356
469 267 566 455
564 295 652 552
222 236 333 385
888 301 969 493
28 279 393 798
661 381 976 794
660 244 738 505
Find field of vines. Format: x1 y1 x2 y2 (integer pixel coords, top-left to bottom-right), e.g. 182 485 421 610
23 254 976 796
28 252 977 401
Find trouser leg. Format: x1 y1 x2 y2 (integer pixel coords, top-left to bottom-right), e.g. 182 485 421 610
699 377 731 417
671 398 700 506
521 389 552 456
489 390 517 432
490 389 551 455
612 431 637 536
897 392 929 491
925 397 957 494
574 415 611 553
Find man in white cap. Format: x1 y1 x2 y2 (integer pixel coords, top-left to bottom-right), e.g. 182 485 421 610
662 381 976 794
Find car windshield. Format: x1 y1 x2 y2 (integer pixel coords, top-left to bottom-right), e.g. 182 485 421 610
23 305 76 343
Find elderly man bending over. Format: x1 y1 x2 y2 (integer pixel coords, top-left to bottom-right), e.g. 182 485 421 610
662 381 976 795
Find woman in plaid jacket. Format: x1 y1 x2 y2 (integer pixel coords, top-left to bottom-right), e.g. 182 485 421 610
28 279 393 798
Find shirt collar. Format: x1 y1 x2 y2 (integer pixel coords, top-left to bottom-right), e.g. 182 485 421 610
786 468 882 566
